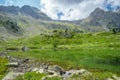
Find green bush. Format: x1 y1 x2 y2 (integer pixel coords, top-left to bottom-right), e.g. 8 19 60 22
99 55 120 65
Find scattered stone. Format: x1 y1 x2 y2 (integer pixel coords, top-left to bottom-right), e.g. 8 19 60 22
21 46 29 52
62 69 92 79
7 62 19 67
41 77 47 80
32 68 39 72
1 51 118 80
37 68 46 73
50 65 65 75
106 78 114 80
47 70 56 75
46 72 58 78
21 58 29 63
106 75 120 80
41 70 59 80
112 75 120 80
2 71 24 80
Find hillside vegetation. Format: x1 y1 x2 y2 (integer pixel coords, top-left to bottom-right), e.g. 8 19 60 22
0 5 120 80
0 31 120 74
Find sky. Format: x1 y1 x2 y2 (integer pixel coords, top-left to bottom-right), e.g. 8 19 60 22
0 0 120 20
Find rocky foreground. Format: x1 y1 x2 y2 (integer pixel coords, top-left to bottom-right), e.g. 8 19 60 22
0 52 120 80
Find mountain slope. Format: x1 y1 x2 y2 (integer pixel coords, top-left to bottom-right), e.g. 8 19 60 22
0 14 24 40
0 5 51 20
74 8 120 32
0 5 82 40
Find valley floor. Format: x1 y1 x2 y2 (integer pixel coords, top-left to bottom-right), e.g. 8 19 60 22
0 32 120 80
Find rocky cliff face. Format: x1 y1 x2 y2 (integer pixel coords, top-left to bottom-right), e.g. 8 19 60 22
90 8 120 28
0 5 81 40
73 8 120 32
0 5 120 39
0 5 51 20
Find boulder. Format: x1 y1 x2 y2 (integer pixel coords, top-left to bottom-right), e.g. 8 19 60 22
21 58 29 63
37 69 46 73
2 71 24 80
21 46 29 52
106 78 114 80
62 69 92 78
50 65 65 75
32 68 39 72
7 62 19 67
112 75 120 80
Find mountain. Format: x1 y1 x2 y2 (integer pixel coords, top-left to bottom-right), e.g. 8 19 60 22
0 5 51 20
74 8 120 32
0 5 120 40
0 5 82 40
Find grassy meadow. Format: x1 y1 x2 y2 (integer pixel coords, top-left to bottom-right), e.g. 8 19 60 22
0 57 8 80
0 31 120 79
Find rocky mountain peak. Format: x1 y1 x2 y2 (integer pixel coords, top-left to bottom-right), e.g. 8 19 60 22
90 7 105 17
0 5 51 20
115 9 120 13
0 6 20 14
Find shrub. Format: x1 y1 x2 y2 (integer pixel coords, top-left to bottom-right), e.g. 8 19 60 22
99 55 120 65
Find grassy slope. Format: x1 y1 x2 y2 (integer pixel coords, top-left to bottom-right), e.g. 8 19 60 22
0 57 8 80
0 32 120 79
79 17 107 32
0 13 82 39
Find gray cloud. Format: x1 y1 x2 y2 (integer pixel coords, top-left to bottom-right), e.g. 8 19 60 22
54 0 84 5
40 0 120 20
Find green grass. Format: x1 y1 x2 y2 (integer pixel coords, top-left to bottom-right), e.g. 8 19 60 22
0 32 120 77
0 57 8 80
15 72 46 80
7 48 120 73
15 72 62 80
46 77 61 80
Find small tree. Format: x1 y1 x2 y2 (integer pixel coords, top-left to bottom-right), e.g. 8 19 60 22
52 39 58 51
111 28 117 34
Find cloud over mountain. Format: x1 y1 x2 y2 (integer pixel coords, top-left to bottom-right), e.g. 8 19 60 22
40 0 120 20
0 0 40 8
0 0 120 20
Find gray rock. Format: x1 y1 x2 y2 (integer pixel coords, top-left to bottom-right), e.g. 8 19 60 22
112 75 120 80
106 78 114 80
21 58 29 63
2 71 24 80
62 69 92 78
21 46 29 52
7 62 19 67
37 68 46 73
50 65 65 75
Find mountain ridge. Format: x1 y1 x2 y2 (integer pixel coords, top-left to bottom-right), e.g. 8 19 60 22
0 5 120 40
72 7 120 32
0 5 51 20
0 5 82 40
